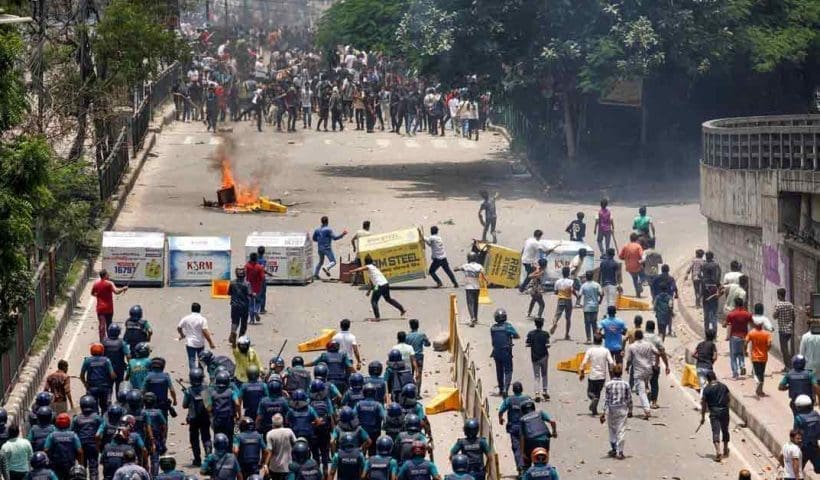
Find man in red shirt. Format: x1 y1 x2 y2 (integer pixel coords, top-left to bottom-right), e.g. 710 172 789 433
244 252 267 324
90 269 127 341
619 233 645 297
724 297 752 379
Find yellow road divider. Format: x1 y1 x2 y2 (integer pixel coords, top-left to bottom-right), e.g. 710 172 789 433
425 387 461 415
615 294 651 311
297 328 336 352
478 278 493 305
680 363 700 389
556 352 591 374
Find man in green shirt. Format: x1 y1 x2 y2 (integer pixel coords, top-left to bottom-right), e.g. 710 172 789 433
632 206 655 241
1 425 33 480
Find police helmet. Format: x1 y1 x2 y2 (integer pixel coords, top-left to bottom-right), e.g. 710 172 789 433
247 365 260 382
494 308 507 323
36 406 53 424
339 406 356 424
198 350 214 365
268 378 283 396
68 465 86 480
463 418 479 438
291 356 304 367
90 343 104 356
213 433 230 452
129 305 143 320
55 413 71 429
368 361 383 376
108 405 124 422
388 349 402 362
376 436 394 456
143 392 157 408
339 432 357 450
290 389 307 403
120 414 137 429
387 403 402 418
512 381 523 395
237 336 251 352
401 383 417 400
793 355 807 371
451 454 469 473
520 399 536 414
0 408 7 424
467 252 478 263
189 368 205 386
271 356 285 369
108 324 122 339
531 447 548 462
411 440 426 457
292 440 310 462
159 456 176 471
134 342 151 359
150 357 166 371
404 414 421 432
215 371 232 388
326 340 340 352
349 373 364 389
310 379 326 394
126 390 143 410
80 395 98 413
35 391 53 407
116 388 130 406
363 383 376 399
31 451 49 469
239 417 255 432
313 363 328 380
796 394 813 408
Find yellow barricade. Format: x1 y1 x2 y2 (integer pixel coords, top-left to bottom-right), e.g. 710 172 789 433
681 363 700 389
615 294 651 311
297 328 337 352
556 352 591 374
425 387 461 415
478 278 493 305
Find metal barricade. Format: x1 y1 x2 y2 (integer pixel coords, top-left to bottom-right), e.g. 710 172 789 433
98 127 129 200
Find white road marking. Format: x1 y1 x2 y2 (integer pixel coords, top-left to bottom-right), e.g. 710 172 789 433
376 139 391 148
405 139 419 148
64 294 95 360
432 139 447 149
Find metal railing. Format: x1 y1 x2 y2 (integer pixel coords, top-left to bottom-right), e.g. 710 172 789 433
0 240 78 399
132 62 180 155
448 294 501 480
702 114 820 170
98 127 129 200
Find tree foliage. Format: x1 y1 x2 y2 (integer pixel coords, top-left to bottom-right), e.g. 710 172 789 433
315 0 409 56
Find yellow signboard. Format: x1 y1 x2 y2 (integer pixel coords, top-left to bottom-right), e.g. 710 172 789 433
357 228 427 284
483 244 521 288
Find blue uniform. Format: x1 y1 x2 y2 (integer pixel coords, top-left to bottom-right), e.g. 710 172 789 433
397 458 438 480
498 394 531 469
490 323 518 397
522 463 559 480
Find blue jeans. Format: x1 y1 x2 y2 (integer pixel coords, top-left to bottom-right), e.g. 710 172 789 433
186 345 203 371
629 271 644 296
405 112 416 134
493 350 513 396
314 248 337 277
258 282 267 312
729 337 746 377
583 311 598 341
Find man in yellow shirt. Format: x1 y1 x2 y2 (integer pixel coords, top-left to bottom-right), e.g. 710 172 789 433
233 336 264 384
551 266 577 340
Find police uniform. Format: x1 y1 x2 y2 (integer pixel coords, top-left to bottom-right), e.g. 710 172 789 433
331 448 365 480
256 395 289 435
200 451 241 480
385 362 414 403
316 352 351 395
364 455 397 480
144 370 174 419
795 409 820 473
308 393 333 472
123 319 150 353
283 368 312 397
143 407 167 476
183 383 212 465
490 322 517 398
288 458 323 480
82 356 115 412
103 338 129 395
239 380 268 420
28 424 56 453
397 458 438 480
44 429 82 479
101 441 135 480
519 411 553 468
155 469 186 480
342 388 365 409
127 358 152 391
393 432 427 466
365 376 388 404
208 386 238 444
498 394 530 471
71 412 103 480
522 462 559 480
234 430 265 477
449 437 490 480
355 400 385 456
780 368 817 413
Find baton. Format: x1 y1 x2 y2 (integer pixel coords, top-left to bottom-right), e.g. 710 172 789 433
695 420 704 433
275 339 288 360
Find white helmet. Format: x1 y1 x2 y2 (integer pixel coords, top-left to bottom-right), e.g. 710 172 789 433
795 394 813 408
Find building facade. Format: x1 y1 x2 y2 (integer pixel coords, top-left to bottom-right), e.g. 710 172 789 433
700 115 820 343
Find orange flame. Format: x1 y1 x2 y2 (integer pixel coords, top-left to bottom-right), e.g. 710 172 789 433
216 138 259 208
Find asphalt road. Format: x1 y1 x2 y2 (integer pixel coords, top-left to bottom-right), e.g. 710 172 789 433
46 116 780 479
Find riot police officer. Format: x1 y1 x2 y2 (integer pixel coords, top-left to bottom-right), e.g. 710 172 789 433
267 356 285 382
307 380 333 474
100 425 135 480
355 384 386 456
256 378 289 435
28 451 58 480
199 351 237 383
234 418 264 478
329 433 365 480
448 419 492 480
80 343 116 413
497 381 530 474
331 407 369 453
125 391 151 451
239 366 268 421
126 343 152 391
383 403 404 443
208 371 239 444
143 358 177 419
123 305 152 353
103 324 130 396
312 364 342 406
28 393 54 431
308 341 352 395
142 392 167 476
342 373 366 409
365 362 388 404
156 456 186 480
200 433 242 480
490 309 518 398
44 413 84 480
393 415 428 466
98 405 125 448
517 400 557 471
396 441 440 480
385 350 414 403
779 354 820 414
182 368 212 467
288 440 321 480
398 384 428 435
364 436 397 480
794 394 820 474
28 407 56 453
71 395 102 480
521 448 558 480
444 454 473 480
283 357 312 397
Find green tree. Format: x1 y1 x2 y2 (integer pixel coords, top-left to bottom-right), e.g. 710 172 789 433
315 0 408 57
735 0 819 72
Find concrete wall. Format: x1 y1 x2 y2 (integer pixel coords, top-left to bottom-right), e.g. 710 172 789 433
707 219 764 306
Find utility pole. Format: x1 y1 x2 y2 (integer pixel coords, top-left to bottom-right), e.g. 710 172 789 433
223 0 228 33
33 0 47 133
205 0 210 23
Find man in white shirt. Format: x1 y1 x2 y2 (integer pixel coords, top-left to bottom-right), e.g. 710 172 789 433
780 429 803 480
391 331 417 367
331 319 362 370
262 414 296 480
455 253 488 327
579 334 613 415
519 230 544 293
447 94 460 132
425 226 458 288
177 302 216 370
